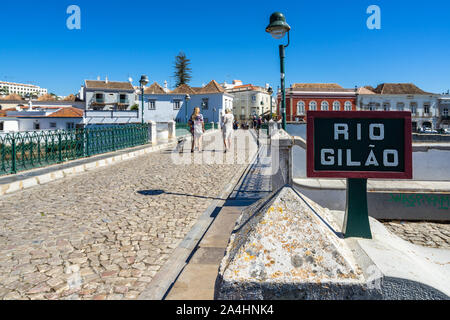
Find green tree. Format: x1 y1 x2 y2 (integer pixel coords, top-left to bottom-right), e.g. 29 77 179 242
0 86 9 95
173 51 192 87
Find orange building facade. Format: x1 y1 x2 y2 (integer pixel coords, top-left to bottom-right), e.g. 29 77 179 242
277 84 357 122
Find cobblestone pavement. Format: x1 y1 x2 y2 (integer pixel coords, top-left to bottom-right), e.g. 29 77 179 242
382 220 450 249
0 131 257 300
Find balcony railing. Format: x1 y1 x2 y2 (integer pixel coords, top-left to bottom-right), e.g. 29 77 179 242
85 110 139 118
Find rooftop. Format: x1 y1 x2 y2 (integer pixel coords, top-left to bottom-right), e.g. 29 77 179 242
144 80 226 95
85 80 135 91
371 83 433 95
290 83 356 92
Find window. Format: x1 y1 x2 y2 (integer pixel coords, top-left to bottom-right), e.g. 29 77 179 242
344 101 352 111
0 122 3 131
321 101 329 111
443 108 449 117
309 101 317 111
368 102 376 111
333 101 340 111
119 94 127 104
410 102 417 115
173 100 181 110
66 122 75 130
33 122 40 130
95 93 104 103
297 101 305 115
202 98 209 110
148 99 156 110
397 102 405 111
383 102 390 111
50 122 57 128
423 103 430 115
252 95 256 102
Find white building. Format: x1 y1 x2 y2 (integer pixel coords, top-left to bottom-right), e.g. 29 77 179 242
225 82 272 121
0 81 48 97
141 80 234 124
438 95 450 129
357 83 440 131
0 106 83 132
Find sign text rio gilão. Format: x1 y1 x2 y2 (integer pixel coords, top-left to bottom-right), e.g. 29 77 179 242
307 111 412 179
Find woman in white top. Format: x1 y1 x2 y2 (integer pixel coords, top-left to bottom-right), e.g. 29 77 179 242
221 109 234 152
190 107 205 152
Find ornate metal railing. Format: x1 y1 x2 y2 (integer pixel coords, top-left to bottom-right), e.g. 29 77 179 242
175 122 215 137
0 124 149 175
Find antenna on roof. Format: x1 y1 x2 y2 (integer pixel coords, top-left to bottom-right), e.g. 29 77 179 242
97 76 100 81
128 77 133 83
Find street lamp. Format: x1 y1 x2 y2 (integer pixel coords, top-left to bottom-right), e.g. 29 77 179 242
267 86 273 120
185 94 191 123
139 75 149 124
266 12 290 130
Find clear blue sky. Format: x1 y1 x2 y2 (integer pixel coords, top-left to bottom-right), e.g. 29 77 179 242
0 0 449 95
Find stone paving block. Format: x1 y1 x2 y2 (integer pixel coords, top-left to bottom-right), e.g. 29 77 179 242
171 264 219 290
190 247 226 265
0 131 255 300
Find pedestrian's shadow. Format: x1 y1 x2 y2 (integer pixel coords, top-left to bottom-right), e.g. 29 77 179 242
137 189 224 201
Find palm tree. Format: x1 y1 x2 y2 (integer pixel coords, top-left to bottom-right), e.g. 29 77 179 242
173 51 192 87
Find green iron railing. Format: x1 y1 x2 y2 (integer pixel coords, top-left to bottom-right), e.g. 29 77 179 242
0 124 149 175
175 122 215 137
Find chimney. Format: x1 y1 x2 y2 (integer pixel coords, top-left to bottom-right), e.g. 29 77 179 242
164 80 168 92
105 76 109 84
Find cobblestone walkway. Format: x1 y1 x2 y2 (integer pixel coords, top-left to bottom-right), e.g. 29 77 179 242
0 131 256 300
382 220 450 249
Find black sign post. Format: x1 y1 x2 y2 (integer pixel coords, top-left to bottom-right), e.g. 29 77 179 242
307 111 412 238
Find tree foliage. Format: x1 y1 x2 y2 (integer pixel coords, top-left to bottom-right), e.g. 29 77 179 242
173 51 192 87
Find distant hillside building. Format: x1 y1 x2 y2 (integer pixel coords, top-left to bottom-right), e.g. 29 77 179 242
0 81 48 97
357 83 440 131
280 83 357 122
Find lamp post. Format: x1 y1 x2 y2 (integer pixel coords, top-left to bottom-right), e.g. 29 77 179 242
266 12 291 130
139 75 149 124
267 87 273 120
185 94 191 123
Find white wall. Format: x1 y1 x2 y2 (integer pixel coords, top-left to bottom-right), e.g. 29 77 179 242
358 94 440 129
141 93 233 123
0 119 19 132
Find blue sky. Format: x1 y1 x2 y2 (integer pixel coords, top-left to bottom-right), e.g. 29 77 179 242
0 0 449 95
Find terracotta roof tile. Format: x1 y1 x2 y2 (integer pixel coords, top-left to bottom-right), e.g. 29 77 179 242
372 83 432 95
170 84 196 94
357 87 375 94
195 80 225 94
292 83 343 90
47 107 83 118
144 82 166 94
85 80 134 91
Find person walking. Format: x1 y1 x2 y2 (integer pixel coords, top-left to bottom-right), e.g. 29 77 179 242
221 109 234 152
190 107 205 152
